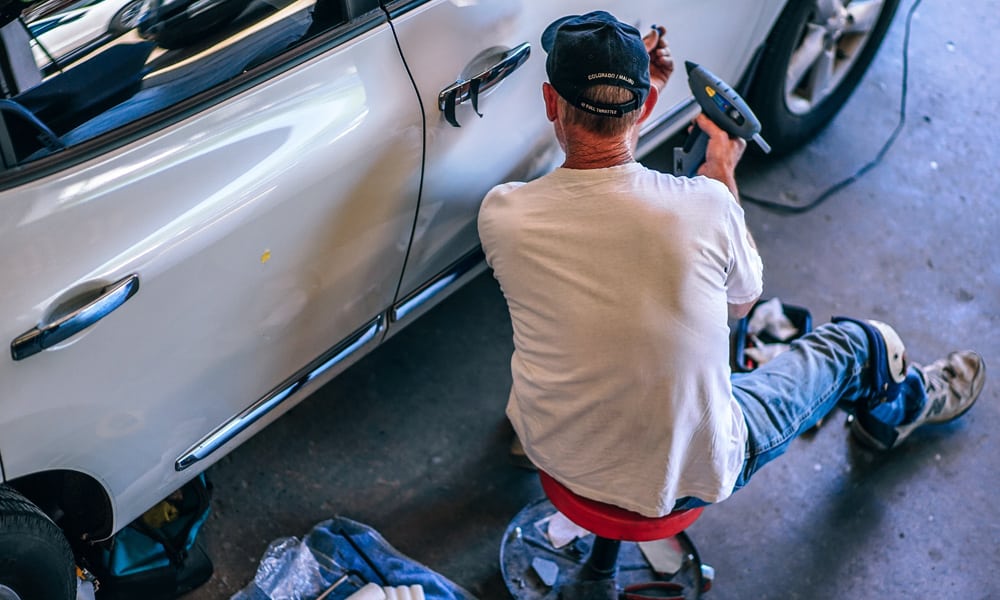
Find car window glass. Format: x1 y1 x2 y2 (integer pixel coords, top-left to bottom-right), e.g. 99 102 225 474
0 0 388 172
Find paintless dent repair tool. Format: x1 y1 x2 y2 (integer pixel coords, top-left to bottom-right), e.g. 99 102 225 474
674 60 771 177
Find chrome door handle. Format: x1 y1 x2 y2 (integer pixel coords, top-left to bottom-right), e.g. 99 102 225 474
11 274 140 361
439 42 531 127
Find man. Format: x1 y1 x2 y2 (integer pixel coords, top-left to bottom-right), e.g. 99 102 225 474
477 11 986 518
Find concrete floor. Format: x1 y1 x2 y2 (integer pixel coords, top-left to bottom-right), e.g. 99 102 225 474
184 1 999 598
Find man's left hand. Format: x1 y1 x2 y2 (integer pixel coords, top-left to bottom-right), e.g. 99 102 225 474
643 25 674 93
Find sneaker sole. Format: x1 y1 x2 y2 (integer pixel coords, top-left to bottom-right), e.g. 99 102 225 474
850 418 893 451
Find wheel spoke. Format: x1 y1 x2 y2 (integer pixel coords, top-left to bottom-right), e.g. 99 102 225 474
786 23 826 94
844 0 884 33
815 0 847 21
804 46 837 102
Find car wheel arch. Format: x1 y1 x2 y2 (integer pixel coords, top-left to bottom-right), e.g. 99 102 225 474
7 468 115 544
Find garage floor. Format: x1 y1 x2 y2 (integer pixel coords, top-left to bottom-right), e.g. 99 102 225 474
183 1 999 598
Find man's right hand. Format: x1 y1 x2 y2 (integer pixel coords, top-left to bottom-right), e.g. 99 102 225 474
643 25 674 94
695 113 746 201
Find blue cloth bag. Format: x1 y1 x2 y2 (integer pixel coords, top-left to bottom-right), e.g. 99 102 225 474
232 517 476 600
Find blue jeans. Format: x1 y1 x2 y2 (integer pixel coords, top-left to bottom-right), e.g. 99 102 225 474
733 320 927 490
675 321 926 510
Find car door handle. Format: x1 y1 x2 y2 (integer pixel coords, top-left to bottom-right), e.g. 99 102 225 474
439 42 531 127
11 274 140 361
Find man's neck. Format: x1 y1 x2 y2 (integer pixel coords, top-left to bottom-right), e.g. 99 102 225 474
561 138 635 170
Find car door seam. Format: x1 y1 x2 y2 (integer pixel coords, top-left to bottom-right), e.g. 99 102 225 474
377 1 429 311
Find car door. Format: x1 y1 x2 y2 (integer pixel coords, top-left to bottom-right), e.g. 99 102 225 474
639 1 788 135
0 12 422 530
384 0 778 324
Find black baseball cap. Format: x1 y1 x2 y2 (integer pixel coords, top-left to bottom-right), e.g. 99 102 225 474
541 11 650 118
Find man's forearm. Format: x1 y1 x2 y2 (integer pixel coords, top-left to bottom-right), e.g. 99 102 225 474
699 163 740 205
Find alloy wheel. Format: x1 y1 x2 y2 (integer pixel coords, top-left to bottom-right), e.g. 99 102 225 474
785 0 887 114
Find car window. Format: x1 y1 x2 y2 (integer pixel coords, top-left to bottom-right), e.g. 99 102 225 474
0 0 392 180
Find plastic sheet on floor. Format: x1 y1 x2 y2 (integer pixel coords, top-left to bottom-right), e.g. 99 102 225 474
231 517 476 600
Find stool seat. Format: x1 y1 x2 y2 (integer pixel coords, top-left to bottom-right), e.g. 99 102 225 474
539 471 703 542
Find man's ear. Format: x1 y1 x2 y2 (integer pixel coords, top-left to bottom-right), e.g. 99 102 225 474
637 85 658 124
543 82 559 122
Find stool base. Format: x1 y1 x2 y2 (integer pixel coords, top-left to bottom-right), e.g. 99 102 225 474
501 498 705 599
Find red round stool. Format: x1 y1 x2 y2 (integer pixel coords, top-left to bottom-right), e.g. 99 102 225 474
500 471 712 599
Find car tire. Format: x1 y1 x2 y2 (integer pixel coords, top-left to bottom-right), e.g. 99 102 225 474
0 485 76 600
747 0 902 156
109 0 145 34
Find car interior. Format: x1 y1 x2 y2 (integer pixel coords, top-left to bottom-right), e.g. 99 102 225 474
0 0 383 170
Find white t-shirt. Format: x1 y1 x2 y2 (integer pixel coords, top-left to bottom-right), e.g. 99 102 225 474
478 162 763 517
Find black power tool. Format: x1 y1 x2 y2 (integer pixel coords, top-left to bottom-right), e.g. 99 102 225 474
673 60 771 177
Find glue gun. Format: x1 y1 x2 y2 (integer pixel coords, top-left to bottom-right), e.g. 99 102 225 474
673 60 771 177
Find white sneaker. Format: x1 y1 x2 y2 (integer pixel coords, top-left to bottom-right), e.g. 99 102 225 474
853 351 986 450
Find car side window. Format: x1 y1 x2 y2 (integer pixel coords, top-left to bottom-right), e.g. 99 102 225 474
0 0 388 174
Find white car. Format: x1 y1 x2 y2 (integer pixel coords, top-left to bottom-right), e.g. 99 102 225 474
0 0 900 596
26 0 145 67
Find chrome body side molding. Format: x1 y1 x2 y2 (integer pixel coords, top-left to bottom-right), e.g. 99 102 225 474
391 248 485 323
175 316 384 471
